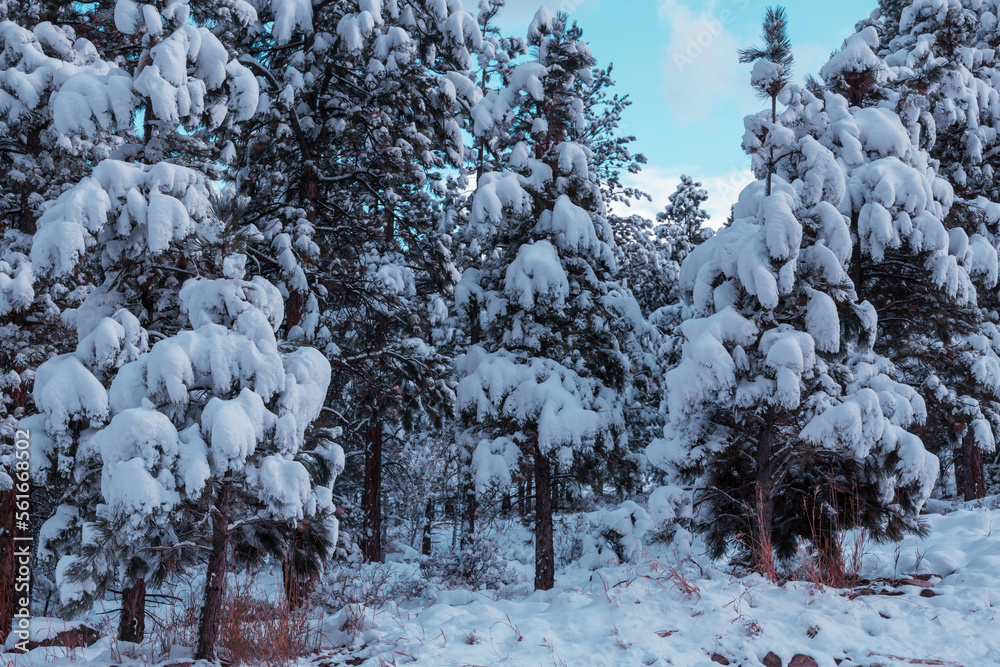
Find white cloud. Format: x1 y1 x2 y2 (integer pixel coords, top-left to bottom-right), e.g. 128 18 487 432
616 164 754 228
658 0 758 125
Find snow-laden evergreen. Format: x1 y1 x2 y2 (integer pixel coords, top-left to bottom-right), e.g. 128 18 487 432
815 10 1000 501
862 0 1000 500
456 9 638 590
8 0 1000 660
650 15 939 573
657 175 714 276
20 262 341 653
231 0 483 563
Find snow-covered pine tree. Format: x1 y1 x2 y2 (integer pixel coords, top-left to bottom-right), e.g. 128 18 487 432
605 212 671 472
815 13 1000 502
639 175 714 400
613 214 673 316
650 9 939 576
562 43 650 503
28 254 341 659
581 60 647 209
23 159 236 640
456 9 633 590
617 175 714 318
613 177 713 448
231 0 483 563
22 0 260 353
739 6 794 198
98 272 337 661
0 9 142 631
859 0 1000 499
17 0 262 641
19 302 151 633
437 0 531 548
658 175 713 278
24 174 340 660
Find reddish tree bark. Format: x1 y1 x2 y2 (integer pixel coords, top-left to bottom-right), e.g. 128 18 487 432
752 413 777 579
958 428 986 502
118 580 146 643
282 529 304 610
360 420 383 563
533 450 554 591
195 477 233 661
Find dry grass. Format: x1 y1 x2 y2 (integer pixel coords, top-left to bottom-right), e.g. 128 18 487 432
216 572 321 667
750 485 778 583
644 553 702 600
788 488 872 590
809 529 868 589
142 571 320 667
661 559 701 599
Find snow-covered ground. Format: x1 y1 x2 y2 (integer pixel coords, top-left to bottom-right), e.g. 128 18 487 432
6 503 1000 667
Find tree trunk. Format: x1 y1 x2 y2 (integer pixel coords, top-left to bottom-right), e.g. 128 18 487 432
421 499 433 556
753 414 776 579
533 450 555 591
360 420 383 563
765 94 777 197
461 483 477 547
282 552 300 610
282 528 307 610
959 428 986 502
118 580 146 643
195 477 233 661
0 478 15 640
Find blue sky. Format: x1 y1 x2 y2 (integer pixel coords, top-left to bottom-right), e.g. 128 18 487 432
488 0 879 223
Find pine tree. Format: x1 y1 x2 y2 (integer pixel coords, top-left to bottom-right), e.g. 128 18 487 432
456 10 632 590
613 214 669 316
0 10 139 630
652 8 939 576
43 264 341 660
865 0 1000 500
231 0 483 564
739 6 794 197
817 9 1000 501
659 175 711 248
658 175 713 299
16 0 266 642
23 159 231 641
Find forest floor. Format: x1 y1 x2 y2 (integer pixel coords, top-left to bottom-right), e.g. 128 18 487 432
5 498 1000 667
